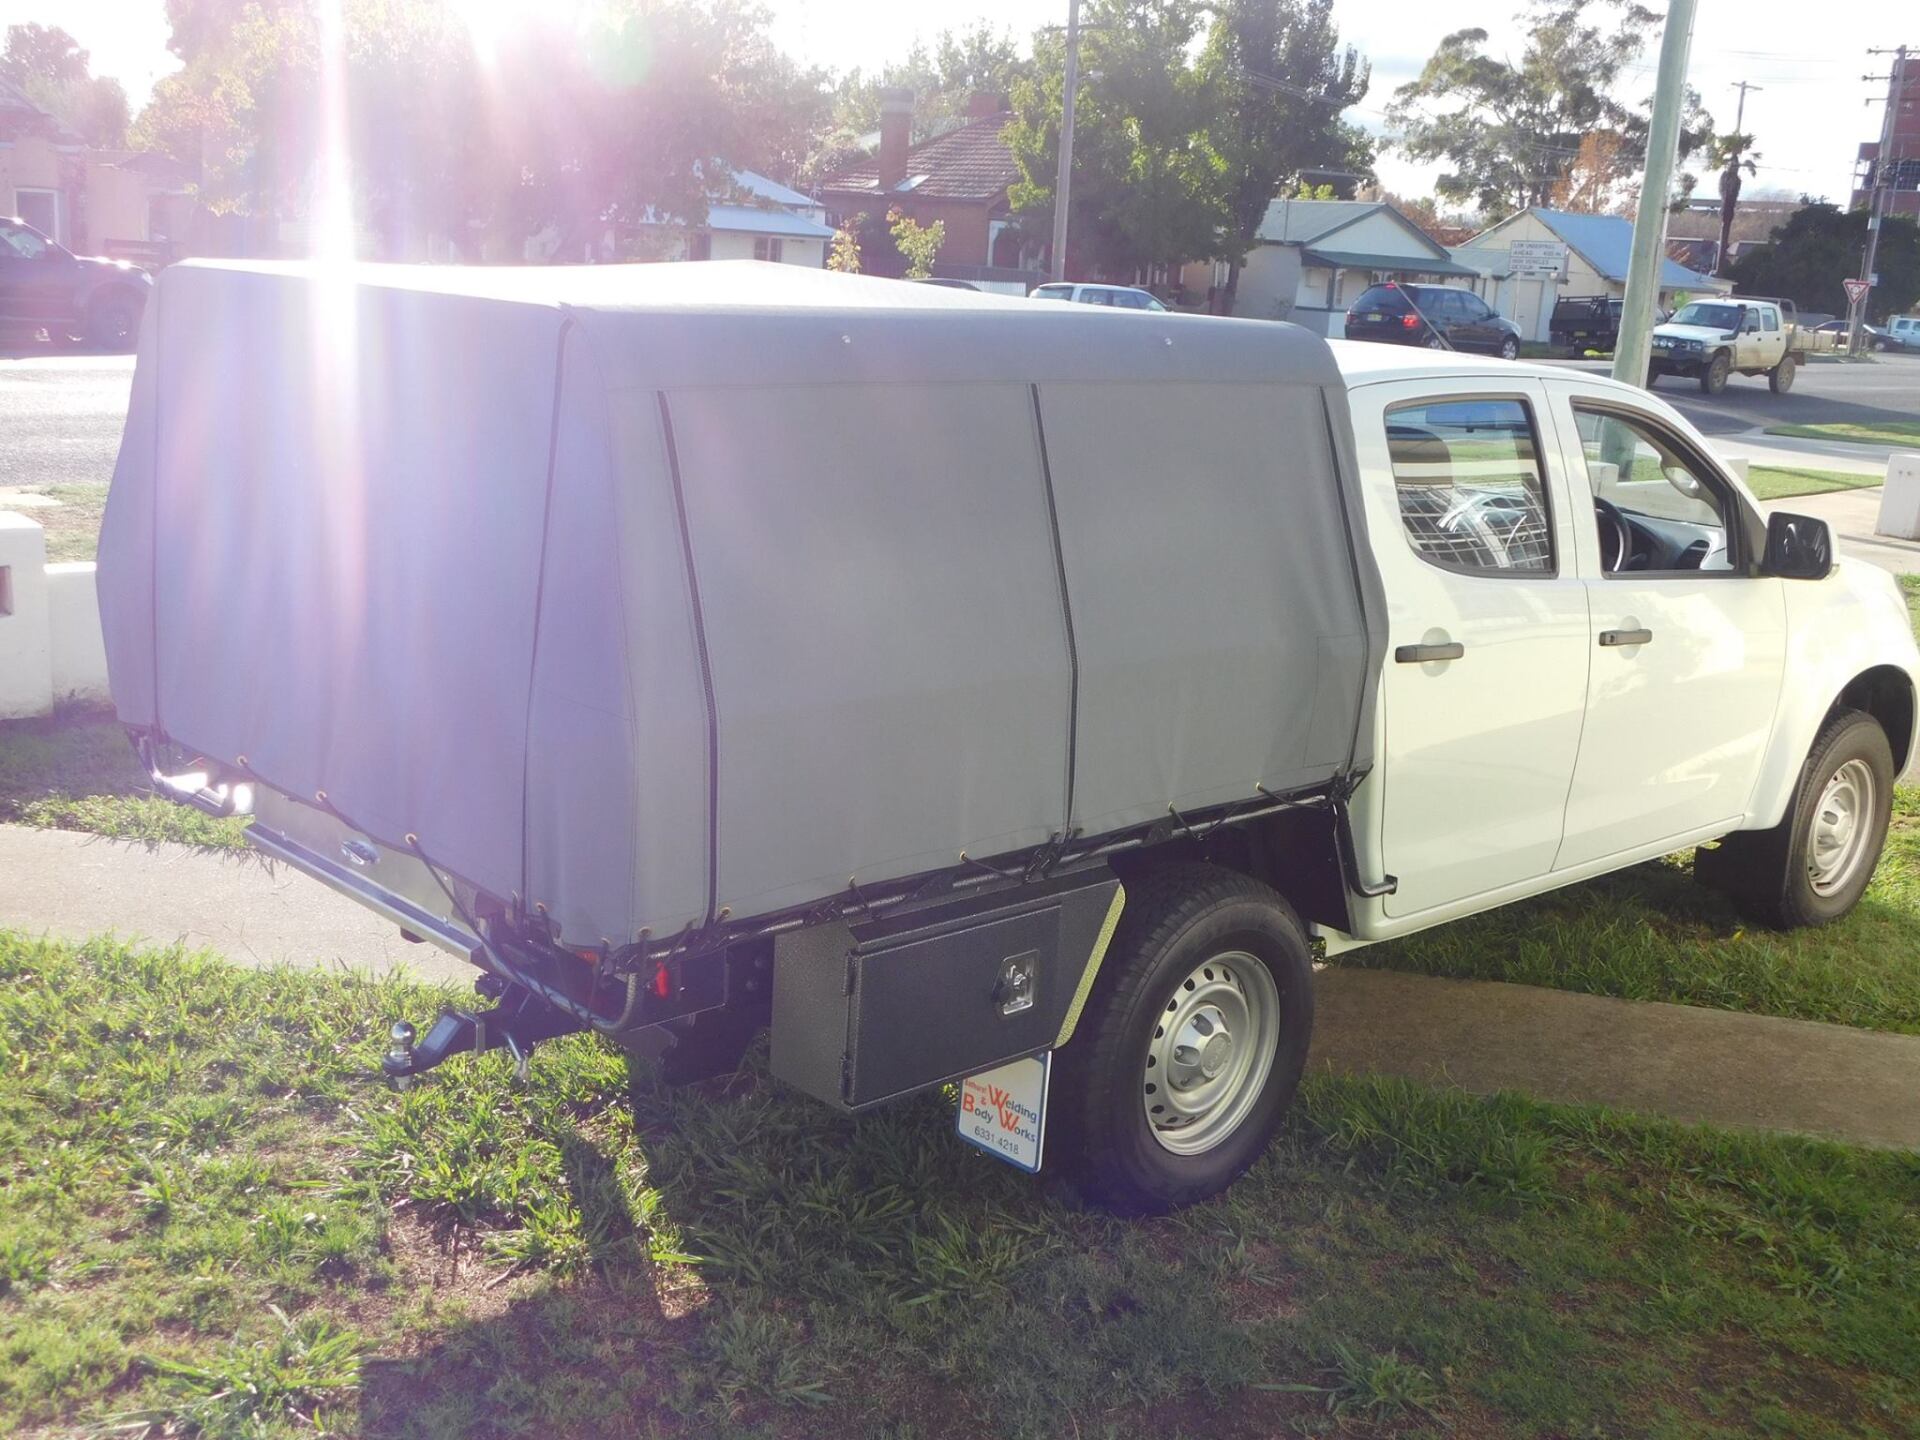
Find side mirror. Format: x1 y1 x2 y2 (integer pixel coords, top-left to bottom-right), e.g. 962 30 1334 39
1762 511 1834 580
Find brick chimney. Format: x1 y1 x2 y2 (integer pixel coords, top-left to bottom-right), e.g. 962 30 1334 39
878 88 912 191
966 93 1007 120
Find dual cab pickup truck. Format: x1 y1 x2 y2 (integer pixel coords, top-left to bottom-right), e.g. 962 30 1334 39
1649 295 1811 395
99 262 1920 1214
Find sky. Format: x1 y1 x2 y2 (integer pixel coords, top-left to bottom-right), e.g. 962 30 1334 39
2 0 1908 208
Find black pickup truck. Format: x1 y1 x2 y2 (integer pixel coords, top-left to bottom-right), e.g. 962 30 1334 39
1548 294 1624 355
0 216 153 350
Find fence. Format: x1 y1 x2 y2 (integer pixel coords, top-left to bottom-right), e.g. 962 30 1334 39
0 514 110 720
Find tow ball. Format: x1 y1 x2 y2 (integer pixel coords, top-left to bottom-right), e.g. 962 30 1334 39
381 985 586 1089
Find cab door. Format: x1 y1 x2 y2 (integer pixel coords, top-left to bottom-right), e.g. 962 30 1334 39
1542 381 1787 868
1348 380 1592 918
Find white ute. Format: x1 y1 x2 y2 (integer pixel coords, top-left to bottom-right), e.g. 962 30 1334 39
103 264 1920 1215
1648 295 1811 395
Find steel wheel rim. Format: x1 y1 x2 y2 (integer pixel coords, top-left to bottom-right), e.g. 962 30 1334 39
1808 758 1876 897
1142 950 1280 1156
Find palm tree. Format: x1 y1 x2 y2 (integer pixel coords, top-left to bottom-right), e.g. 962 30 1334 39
1708 131 1759 278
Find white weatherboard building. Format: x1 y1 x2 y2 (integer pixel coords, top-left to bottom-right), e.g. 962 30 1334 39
1220 199 1481 334
1450 208 1731 344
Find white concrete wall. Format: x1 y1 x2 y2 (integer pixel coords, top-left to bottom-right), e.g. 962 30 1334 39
47 563 110 703
0 513 53 719
1231 244 1303 321
0 515 111 716
710 232 826 266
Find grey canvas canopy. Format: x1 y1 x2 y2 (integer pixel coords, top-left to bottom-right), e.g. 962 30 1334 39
97 260 1386 947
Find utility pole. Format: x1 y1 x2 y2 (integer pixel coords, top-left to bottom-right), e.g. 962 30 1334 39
1851 46 1910 356
1613 0 1698 389
1717 80 1761 277
1049 0 1083 283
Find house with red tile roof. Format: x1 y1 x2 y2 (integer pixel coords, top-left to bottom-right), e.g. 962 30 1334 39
816 90 1037 287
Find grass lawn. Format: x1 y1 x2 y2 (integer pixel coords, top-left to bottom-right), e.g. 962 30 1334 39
1764 421 1920 448
0 483 107 564
1745 465 1884 501
3 931 1918 1440
0 707 249 849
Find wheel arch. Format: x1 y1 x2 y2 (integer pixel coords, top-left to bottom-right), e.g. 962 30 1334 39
1835 665 1916 778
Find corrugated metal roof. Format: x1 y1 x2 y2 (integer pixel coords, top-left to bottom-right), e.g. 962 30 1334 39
1301 247 1480 279
818 112 1021 202
1255 198 1384 244
730 169 817 211
704 204 834 240
1513 209 1721 289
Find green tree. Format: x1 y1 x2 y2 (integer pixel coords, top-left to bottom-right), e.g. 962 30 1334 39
1 24 131 147
1005 0 1227 278
1387 0 1713 219
887 206 943 279
1195 0 1371 312
827 213 864 273
133 0 818 255
1705 129 1759 277
1728 202 1918 321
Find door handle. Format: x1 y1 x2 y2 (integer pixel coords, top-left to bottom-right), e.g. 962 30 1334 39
1599 628 1653 647
1395 641 1465 663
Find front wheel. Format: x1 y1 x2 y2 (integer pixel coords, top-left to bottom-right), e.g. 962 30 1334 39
1695 708 1894 929
1498 335 1520 361
1051 865 1313 1214
1769 354 1797 393
88 293 140 351
1700 350 1731 395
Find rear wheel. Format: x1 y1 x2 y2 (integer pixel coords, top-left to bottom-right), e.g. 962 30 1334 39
1051 865 1313 1214
1700 350 1731 394
1696 708 1894 928
1769 354 1797 393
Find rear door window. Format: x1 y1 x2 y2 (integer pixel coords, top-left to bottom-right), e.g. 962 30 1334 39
1355 286 1407 313
1032 285 1073 301
1385 397 1555 575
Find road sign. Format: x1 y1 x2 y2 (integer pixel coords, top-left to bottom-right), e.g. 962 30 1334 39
1509 239 1569 279
1844 278 1871 305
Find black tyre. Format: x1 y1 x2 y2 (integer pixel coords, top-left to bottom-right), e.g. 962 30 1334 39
88 293 140 351
1051 865 1313 1214
1769 354 1797 393
1424 333 1446 350
1498 335 1520 361
1700 350 1730 394
1695 708 1894 929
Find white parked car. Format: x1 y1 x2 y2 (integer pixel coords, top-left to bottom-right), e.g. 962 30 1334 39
1886 315 1920 353
1030 281 1169 311
104 263 1920 1215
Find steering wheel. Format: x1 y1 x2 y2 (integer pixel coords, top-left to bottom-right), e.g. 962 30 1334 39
1593 497 1633 573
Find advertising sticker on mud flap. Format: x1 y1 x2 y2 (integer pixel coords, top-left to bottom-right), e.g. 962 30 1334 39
956 1054 1050 1173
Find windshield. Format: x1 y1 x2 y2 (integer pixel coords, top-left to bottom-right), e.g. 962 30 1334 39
1031 285 1073 300
1669 303 1742 330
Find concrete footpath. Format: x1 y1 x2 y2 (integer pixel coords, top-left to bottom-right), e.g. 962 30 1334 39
1309 968 1920 1152
0 823 475 986
4 822 1918 1151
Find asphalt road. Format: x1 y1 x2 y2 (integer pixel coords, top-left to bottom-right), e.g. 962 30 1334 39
1 344 1916 492
1550 350 1920 436
0 349 134 489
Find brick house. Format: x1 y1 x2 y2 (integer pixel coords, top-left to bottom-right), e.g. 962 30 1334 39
0 76 193 261
817 90 1036 287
